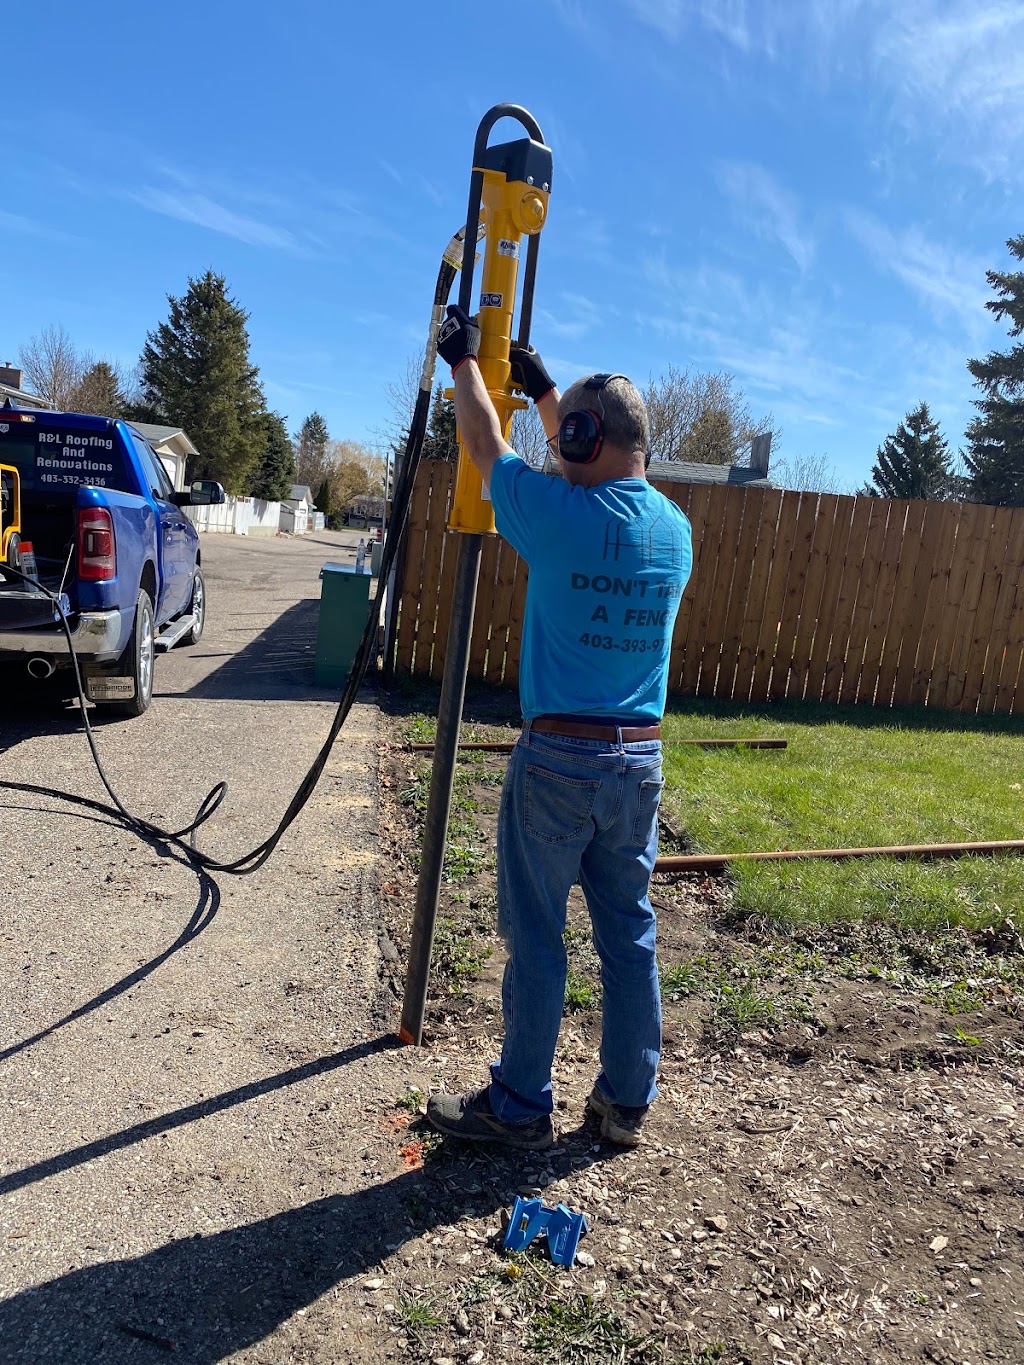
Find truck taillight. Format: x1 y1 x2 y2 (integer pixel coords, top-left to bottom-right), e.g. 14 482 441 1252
78 507 116 581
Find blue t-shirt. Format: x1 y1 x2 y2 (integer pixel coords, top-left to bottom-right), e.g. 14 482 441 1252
488 454 693 721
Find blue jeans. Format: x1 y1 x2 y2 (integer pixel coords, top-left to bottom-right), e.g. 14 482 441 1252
488 721 664 1124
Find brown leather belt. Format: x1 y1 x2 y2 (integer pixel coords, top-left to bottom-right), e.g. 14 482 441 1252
529 717 661 742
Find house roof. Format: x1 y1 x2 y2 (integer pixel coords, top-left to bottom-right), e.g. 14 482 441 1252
647 459 774 488
288 484 315 503
129 422 199 457
0 383 47 410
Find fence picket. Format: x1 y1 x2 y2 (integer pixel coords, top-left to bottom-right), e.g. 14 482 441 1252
667 483 712 693
787 493 841 702
485 538 520 684
697 486 748 697
927 503 988 706
944 505 1007 711
837 498 891 705
394 464 432 675
715 486 771 700
853 500 910 705
977 514 1024 714
820 497 875 704
871 499 927 707
732 488 786 702
750 492 802 701
468 532 502 680
770 493 820 701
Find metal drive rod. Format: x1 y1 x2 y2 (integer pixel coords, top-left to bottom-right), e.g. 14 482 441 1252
654 837 1024 873
399 532 483 1045
403 738 788 753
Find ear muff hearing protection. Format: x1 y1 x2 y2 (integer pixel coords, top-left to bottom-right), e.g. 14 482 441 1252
558 373 629 464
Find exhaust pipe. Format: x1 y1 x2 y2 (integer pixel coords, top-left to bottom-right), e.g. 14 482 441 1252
26 656 56 680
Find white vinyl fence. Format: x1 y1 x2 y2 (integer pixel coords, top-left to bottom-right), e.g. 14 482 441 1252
187 497 282 536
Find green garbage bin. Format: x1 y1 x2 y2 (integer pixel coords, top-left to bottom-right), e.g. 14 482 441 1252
315 562 371 687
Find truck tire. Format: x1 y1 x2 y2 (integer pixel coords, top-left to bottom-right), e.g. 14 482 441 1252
181 567 206 645
98 588 156 718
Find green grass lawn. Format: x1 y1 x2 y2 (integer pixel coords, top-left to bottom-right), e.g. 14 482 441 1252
661 700 1024 933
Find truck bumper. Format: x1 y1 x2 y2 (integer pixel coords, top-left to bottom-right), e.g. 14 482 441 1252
0 610 125 663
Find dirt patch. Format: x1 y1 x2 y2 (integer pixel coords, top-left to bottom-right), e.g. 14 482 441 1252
369 693 1024 1364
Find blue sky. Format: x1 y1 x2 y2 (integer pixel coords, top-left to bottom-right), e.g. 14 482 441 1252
3 0 1021 490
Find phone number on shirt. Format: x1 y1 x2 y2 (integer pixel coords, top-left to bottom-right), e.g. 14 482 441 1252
579 634 668 654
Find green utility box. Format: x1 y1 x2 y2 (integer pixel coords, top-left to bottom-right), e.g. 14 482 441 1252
315 562 371 687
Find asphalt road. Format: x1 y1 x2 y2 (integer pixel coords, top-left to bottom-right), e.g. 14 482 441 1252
0 530 424 1363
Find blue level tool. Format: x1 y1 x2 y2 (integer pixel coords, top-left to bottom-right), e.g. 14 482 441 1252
503 1196 589 1267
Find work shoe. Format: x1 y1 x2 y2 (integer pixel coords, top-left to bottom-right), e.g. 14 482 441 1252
588 1086 648 1147
426 1086 554 1150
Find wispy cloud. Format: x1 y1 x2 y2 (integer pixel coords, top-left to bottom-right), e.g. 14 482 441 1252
0 210 82 245
846 211 990 335
636 250 985 462
537 292 609 343
622 1 1024 177
130 187 309 252
716 162 814 272
874 1 1024 178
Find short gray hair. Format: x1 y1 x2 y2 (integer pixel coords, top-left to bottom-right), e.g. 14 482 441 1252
558 375 650 456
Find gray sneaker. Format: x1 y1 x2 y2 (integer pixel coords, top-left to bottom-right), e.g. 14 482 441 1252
427 1086 554 1150
588 1086 648 1147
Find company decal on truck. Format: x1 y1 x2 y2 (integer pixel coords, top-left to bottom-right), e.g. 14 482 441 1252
0 426 128 493
36 432 118 488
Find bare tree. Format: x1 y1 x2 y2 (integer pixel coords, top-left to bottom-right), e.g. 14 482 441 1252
643 364 778 466
511 404 549 470
772 451 847 494
19 324 86 409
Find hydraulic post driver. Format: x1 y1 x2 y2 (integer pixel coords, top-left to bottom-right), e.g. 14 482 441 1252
446 106 552 533
400 104 552 1046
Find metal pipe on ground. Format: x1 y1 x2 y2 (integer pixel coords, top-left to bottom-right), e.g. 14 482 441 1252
654 838 1024 873
403 738 788 753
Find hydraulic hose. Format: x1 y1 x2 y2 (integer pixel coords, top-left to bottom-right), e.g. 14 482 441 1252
1 243 465 876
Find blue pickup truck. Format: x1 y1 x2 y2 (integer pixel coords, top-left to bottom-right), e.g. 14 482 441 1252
0 406 224 717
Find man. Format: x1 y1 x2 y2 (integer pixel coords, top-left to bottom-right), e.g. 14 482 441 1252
426 306 692 1151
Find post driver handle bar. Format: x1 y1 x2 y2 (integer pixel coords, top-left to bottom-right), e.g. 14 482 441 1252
458 103 546 348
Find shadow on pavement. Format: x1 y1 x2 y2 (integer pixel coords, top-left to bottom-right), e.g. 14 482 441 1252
0 1042 616 1364
0 781 221 1064
160 599 344 703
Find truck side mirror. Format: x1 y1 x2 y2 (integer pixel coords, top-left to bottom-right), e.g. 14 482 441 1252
190 480 226 505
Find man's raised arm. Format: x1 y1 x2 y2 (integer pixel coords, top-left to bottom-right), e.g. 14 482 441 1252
437 305 512 484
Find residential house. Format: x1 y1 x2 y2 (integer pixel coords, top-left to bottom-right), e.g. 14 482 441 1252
128 422 198 493
647 434 775 490
0 364 47 411
280 484 317 535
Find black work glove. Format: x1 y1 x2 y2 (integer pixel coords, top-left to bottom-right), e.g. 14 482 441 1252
509 344 556 403
437 305 480 374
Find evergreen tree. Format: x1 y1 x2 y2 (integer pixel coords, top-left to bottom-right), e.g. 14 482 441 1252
135 271 266 493
249 411 295 501
68 360 128 417
862 402 952 499
421 386 458 461
964 234 1024 506
293 412 330 489
314 475 337 523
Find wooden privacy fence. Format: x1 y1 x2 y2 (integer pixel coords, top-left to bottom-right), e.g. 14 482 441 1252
391 462 1024 715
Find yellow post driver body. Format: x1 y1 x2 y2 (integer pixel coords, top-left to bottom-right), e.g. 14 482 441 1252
0 463 22 568
447 105 552 535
